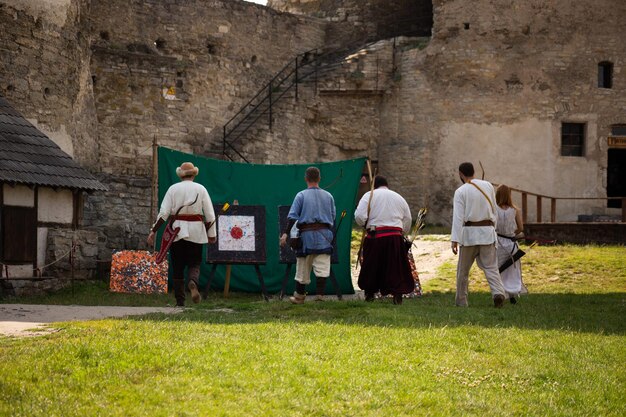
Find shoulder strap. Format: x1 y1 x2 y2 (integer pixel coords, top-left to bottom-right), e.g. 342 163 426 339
468 181 495 214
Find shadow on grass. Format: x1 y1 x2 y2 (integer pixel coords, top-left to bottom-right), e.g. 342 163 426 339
127 290 626 336
5 282 624 335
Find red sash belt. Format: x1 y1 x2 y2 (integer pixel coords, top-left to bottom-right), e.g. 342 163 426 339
367 226 403 238
173 214 204 222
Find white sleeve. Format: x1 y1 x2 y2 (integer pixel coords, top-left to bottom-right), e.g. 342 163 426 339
451 189 465 243
401 198 412 234
202 188 216 238
156 188 173 223
354 192 371 227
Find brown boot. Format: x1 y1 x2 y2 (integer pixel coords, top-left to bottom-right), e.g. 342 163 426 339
289 292 306 304
188 281 201 304
290 282 306 304
188 265 201 304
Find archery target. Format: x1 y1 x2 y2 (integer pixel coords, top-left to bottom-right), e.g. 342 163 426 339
218 215 255 251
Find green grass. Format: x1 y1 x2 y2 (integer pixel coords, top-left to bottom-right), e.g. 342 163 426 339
1 242 624 416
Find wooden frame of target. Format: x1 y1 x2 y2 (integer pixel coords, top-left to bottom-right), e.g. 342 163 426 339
206 205 266 264
204 205 269 301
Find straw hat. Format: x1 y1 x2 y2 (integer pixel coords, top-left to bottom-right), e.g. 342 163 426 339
176 162 199 178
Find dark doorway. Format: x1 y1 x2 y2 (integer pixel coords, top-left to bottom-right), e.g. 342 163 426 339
607 149 626 208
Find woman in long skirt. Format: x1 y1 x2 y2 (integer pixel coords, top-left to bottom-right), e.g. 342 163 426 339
495 184 528 304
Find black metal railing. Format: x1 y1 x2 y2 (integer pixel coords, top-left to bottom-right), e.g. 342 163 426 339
220 41 387 162
220 15 432 162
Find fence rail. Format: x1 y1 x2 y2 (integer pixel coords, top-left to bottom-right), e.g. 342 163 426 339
505 186 626 223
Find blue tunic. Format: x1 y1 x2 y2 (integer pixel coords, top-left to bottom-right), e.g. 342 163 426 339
288 187 336 255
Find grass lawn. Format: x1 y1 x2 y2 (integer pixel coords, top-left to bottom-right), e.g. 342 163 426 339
0 242 624 416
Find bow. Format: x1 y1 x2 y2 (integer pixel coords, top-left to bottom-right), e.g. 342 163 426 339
355 159 375 270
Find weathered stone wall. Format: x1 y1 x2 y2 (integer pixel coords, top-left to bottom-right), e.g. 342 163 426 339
44 228 101 280
0 0 99 169
90 0 328 176
229 40 394 164
380 0 626 224
85 0 328 251
269 0 432 48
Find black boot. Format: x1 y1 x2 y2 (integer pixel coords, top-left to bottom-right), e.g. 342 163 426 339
315 277 327 301
173 279 185 307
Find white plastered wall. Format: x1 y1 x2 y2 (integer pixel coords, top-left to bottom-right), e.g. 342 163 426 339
38 188 73 223
438 118 606 222
3 184 35 206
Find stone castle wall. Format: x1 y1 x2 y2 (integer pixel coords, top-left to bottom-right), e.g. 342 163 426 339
1 0 625 281
268 0 433 46
380 0 626 224
0 0 99 169
84 0 328 251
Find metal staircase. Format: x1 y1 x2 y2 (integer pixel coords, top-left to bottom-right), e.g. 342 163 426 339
219 40 383 162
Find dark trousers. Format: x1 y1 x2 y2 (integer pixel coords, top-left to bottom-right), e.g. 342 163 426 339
170 239 203 305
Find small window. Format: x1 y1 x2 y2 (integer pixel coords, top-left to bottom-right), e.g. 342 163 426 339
598 61 613 88
611 125 626 136
154 38 166 50
561 122 585 157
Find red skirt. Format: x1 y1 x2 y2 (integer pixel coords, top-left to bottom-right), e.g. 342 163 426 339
358 234 415 296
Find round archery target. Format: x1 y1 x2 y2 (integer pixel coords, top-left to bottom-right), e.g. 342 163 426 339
218 215 255 251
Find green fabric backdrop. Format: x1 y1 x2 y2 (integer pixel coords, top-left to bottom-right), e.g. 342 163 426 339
157 147 365 295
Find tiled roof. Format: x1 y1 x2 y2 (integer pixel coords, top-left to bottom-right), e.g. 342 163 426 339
0 96 107 192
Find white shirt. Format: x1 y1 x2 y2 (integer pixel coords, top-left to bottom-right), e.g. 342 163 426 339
354 187 412 234
156 180 216 244
451 179 497 246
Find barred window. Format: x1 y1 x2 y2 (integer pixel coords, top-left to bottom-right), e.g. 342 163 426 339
561 123 585 157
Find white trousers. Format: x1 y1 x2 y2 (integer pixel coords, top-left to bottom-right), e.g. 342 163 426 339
295 254 331 285
456 244 506 306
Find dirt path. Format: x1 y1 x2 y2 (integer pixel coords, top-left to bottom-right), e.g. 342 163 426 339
1 237 453 338
350 235 453 291
0 305 182 337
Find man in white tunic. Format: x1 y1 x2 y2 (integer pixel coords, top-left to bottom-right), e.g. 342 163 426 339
355 176 414 304
451 162 506 308
147 162 216 306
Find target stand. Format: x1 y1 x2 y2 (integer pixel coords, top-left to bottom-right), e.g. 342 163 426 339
202 205 269 301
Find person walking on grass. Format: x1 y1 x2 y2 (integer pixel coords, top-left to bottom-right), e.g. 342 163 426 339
355 175 414 305
495 184 528 304
451 162 507 308
280 167 336 304
147 162 216 307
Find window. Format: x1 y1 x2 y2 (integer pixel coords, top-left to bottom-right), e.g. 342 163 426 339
598 61 613 89
611 125 626 136
561 123 585 156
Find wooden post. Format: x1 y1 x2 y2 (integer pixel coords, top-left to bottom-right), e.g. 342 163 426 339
150 135 159 223
536 196 542 223
294 56 298 101
551 198 556 223
151 136 158 251
522 193 528 224
223 265 232 298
